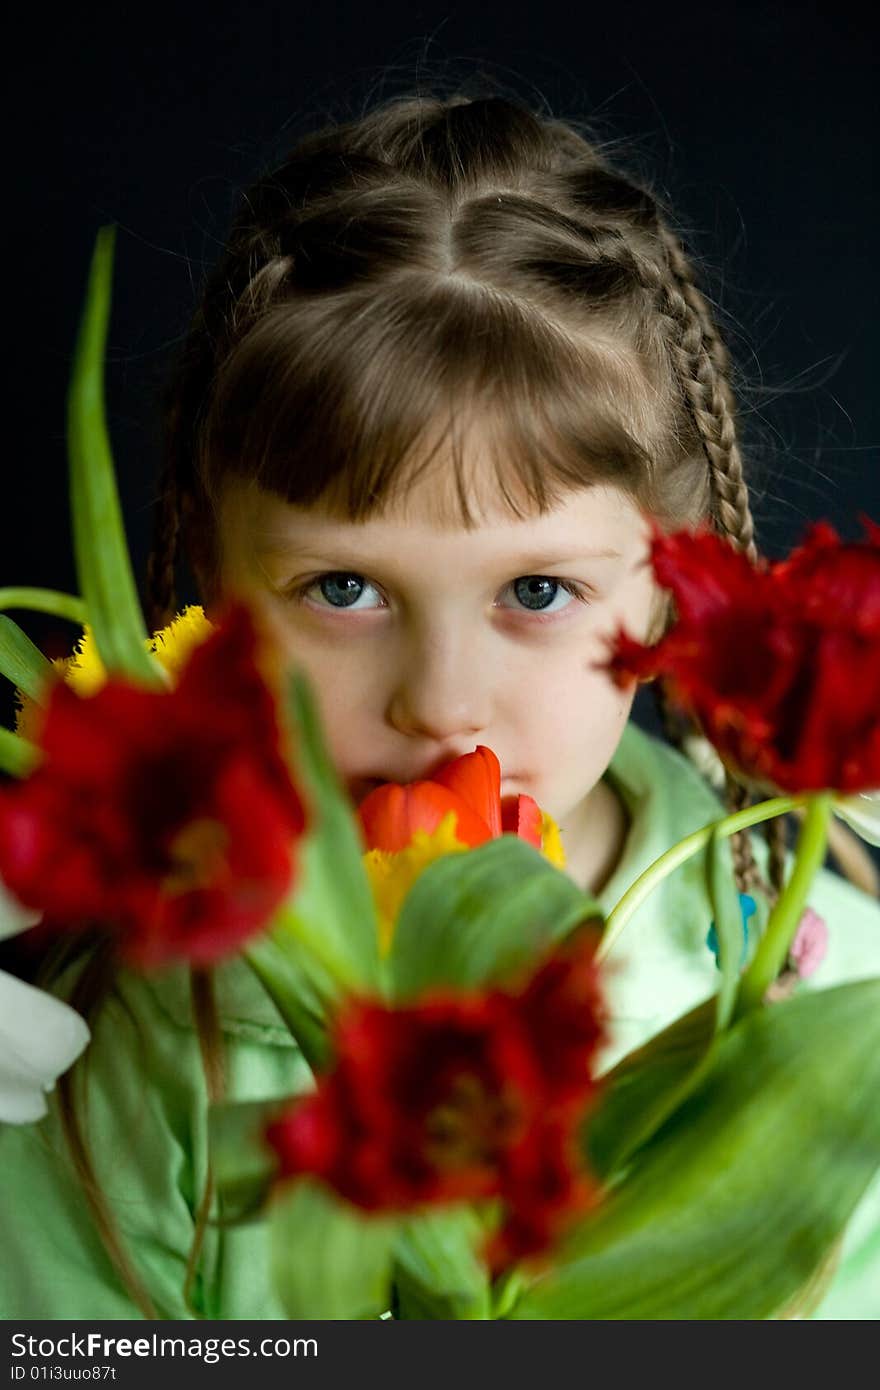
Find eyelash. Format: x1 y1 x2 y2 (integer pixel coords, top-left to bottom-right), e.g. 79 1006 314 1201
281 572 594 621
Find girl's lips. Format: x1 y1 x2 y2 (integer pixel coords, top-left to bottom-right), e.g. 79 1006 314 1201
347 776 385 805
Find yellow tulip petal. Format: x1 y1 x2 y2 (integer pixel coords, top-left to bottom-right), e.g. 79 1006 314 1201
13 606 215 737
149 605 215 681
363 810 470 954
540 811 567 868
65 625 108 696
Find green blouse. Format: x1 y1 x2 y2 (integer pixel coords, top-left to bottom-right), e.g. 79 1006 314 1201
1 720 878 1319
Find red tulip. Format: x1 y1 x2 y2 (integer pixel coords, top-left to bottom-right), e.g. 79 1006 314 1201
266 929 606 1271
0 602 307 967
603 515 880 794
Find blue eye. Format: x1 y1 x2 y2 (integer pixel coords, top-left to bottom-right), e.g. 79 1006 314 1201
300 573 383 609
509 576 578 613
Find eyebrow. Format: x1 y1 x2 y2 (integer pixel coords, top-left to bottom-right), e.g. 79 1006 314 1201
499 548 622 566
254 538 622 566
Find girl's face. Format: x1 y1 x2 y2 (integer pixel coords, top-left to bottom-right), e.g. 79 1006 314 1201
209 449 663 888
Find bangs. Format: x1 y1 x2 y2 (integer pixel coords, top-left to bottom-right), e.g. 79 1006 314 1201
199 274 672 528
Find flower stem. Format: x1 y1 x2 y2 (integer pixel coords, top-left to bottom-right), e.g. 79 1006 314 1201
733 792 833 1018
0 588 88 625
597 793 806 963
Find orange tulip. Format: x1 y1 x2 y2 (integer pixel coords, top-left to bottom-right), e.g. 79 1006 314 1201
356 748 565 955
357 745 546 853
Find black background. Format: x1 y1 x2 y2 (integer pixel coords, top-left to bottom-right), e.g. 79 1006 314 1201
5 1 879 727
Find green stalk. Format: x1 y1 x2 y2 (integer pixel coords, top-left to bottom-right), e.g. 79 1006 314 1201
0 588 88 625
67 226 158 684
733 792 833 1018
492 1266 526 1319
597 793 806 963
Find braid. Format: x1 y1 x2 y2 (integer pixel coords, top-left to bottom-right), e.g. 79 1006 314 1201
145 456 182 635
148 259 231 635
148 269 230 637
764 812 790 897
648 221 787 908
653 226 756 561
724 769 775 902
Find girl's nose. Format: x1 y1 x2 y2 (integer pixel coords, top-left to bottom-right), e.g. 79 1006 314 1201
385 632 492 742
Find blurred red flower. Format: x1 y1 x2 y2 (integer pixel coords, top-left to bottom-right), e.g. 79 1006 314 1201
0 602 307 967
266 929 606 1271
357 744 545 852
603 515 880 794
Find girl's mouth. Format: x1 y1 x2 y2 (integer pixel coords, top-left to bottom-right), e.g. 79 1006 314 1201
347 776 382 803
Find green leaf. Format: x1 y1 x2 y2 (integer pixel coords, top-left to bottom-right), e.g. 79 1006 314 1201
389 834 602 999
511 978 880 1320
589 836 766 1184
243 669 385 1068
269 1177 395 1319
585 996 716 1181
275 669 383 995
67 226 160 686
393 1208 491 1319
209 1096 290 1224
0 725 39 778
0 615 53 704
706 825 746 1033
244 923 336 1072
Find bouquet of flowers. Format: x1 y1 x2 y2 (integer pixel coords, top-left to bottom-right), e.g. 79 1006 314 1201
1 229 878 1319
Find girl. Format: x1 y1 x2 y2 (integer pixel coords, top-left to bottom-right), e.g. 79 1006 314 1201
1 89 878 1320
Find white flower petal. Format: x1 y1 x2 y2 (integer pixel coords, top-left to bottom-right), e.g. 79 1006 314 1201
832 790 880 847
0 875 43 942
0 970 90 1125
0 1065 55 1123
